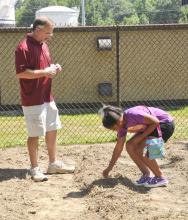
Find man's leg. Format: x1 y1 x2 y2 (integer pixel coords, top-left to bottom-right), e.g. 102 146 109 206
45 130 57 163
46 129 75 174
45 102 75 174
27 136 39 168
28 136 48 182
23 104 48 181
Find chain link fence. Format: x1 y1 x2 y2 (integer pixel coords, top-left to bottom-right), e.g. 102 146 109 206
0 24 188 147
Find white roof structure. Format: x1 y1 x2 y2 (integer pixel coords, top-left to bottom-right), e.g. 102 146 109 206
0 0 17 26
36 6 80 27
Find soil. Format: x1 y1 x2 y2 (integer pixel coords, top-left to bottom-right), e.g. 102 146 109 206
0 140 187 220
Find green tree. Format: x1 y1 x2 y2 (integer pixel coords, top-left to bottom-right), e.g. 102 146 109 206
15 0 81 26
179 5 188 23
109 0 135 24
139 13 149 24
15 0 184 27
123 14 140 25
149 0 181 24
134 0 154 24
16 0 57 26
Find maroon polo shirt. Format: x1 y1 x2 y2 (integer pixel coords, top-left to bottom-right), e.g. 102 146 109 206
15 34 54 106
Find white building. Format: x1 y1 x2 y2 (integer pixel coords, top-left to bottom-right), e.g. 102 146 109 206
36 6 80 27
0 0 17 27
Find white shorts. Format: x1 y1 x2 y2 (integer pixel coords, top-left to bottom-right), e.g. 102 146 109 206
22 101 62 137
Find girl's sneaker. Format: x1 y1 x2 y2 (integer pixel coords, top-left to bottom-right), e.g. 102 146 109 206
144 176 168 188
134 176 152 186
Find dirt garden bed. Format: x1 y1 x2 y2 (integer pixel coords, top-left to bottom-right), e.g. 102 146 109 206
0 140 187 220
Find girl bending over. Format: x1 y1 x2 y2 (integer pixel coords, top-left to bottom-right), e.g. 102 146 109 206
100 105 175 188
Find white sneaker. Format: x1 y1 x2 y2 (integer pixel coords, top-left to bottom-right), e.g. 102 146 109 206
30 167 48 182
47 160 75 174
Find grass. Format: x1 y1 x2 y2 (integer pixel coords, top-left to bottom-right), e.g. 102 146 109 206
0 106 188 148
58 114 117 145
168 106 188 139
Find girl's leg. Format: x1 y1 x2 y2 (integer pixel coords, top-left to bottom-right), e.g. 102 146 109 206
126 139 150 176
137 121 175 177
136 141 163 177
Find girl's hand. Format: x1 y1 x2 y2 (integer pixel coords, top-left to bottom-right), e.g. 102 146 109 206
103 167 111 178
102 137 125 178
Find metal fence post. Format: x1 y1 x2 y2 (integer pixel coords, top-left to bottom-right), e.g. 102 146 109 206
116 26 120 107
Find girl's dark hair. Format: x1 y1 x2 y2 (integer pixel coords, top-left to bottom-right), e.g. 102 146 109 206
99 105 123 129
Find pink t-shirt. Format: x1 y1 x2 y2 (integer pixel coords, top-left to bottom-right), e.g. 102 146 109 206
118 106 173 138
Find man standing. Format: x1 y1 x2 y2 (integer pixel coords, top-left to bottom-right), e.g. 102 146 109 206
15 17 75 182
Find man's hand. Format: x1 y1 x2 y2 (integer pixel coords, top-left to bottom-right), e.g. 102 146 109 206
44 65 57 76
54 63 62 73
45 64 62 76
103 167 111 178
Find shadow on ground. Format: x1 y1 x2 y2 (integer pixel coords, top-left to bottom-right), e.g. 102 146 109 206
0 168 29 182
161 155 185 169
65 175 150 199
173 141 188 149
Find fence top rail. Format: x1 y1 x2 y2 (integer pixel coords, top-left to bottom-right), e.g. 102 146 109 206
118 23 188 31
0 23 188 33
0 26 117 33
